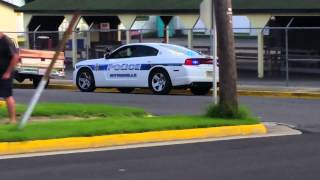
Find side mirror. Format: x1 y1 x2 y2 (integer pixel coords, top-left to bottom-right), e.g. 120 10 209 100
104 53 110 59
196 50 203 55
104 48 111 59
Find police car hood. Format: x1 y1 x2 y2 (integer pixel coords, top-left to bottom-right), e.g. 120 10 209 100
75 58 103 68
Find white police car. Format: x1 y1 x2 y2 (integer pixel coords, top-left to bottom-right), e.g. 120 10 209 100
73 43 218 95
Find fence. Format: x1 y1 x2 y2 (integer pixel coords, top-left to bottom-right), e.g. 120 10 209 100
4 27 320 87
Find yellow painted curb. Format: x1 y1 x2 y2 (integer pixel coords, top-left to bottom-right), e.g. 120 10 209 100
0 124 267 155
238 90 320 99
0 100 5 108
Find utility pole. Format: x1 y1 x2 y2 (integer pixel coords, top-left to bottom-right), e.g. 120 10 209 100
213 0 238 113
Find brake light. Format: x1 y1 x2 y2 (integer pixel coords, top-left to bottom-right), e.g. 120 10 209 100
185 59 199 65
202 59 213 64
184 58 213 65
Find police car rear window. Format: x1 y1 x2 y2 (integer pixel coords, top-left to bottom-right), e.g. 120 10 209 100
160 45 200 56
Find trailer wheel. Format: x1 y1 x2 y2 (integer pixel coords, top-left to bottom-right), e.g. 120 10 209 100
32 76 49 89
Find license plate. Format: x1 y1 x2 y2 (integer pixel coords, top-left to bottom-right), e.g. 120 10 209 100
206 71 213 78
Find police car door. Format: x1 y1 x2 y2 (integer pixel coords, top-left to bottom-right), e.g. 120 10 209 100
104 45 141 87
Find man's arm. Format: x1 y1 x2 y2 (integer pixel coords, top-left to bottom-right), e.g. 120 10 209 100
1 36 20 80
1 54 19 80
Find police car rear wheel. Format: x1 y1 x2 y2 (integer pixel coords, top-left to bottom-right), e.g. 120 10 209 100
149 70 172 95
76 69 96 92
117 88 135 93
190 87 211 95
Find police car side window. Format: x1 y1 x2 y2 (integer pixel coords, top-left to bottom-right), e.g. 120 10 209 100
110 47 134 59
109 45 158 59
132 46 159 57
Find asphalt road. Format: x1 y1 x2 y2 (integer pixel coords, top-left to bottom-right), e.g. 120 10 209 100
2 89 319 180
13 89 320 132
1 133 319 180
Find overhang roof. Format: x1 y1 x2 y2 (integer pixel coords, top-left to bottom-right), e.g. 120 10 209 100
234 0 320 14
0 0 18 9
17 0 202 14
17 0 320 14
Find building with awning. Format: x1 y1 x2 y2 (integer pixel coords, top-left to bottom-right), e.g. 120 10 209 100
0 0 24 41
17 0 320 77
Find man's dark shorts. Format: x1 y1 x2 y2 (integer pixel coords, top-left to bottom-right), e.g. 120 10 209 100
0 78 13 98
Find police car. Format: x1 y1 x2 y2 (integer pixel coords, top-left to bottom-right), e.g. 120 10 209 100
73 43 218 95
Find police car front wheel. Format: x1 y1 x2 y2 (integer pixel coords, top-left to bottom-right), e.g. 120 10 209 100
76 69 96 92
149 69 172 95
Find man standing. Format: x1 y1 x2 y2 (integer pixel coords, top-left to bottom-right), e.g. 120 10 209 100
0 33 19 124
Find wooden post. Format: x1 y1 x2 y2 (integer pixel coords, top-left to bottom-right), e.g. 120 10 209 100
213 0 238 111
257 31 264 78
72 30 77 66
187 29 193 49
117 25 122 42
19 12 80 129
126 30 131 44
165 26 169 43
160 16 172 43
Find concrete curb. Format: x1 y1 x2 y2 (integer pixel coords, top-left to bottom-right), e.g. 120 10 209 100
14 83 320 99
0 123 266 155
237 90 320 99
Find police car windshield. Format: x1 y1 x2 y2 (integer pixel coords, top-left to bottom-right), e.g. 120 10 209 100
160 44 200 57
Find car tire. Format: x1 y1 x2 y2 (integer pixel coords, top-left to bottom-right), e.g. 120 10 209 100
117 88 135 93
190 87 211 95
76 68 96 92
149 69 172 95
32 76 49 89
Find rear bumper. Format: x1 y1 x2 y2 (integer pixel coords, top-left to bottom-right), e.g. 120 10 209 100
16 67 65 77
14 68 65 79
171 65 218 87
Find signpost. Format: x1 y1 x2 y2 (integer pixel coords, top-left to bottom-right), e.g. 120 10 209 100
200 0 218 105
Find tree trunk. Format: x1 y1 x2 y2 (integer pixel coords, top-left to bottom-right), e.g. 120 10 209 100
213 0 238 113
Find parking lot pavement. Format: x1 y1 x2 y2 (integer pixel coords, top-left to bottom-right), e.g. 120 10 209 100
14 78 320 101
14 67 320 96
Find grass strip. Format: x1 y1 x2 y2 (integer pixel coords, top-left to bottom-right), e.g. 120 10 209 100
0 103 147 118
0 103 259 142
